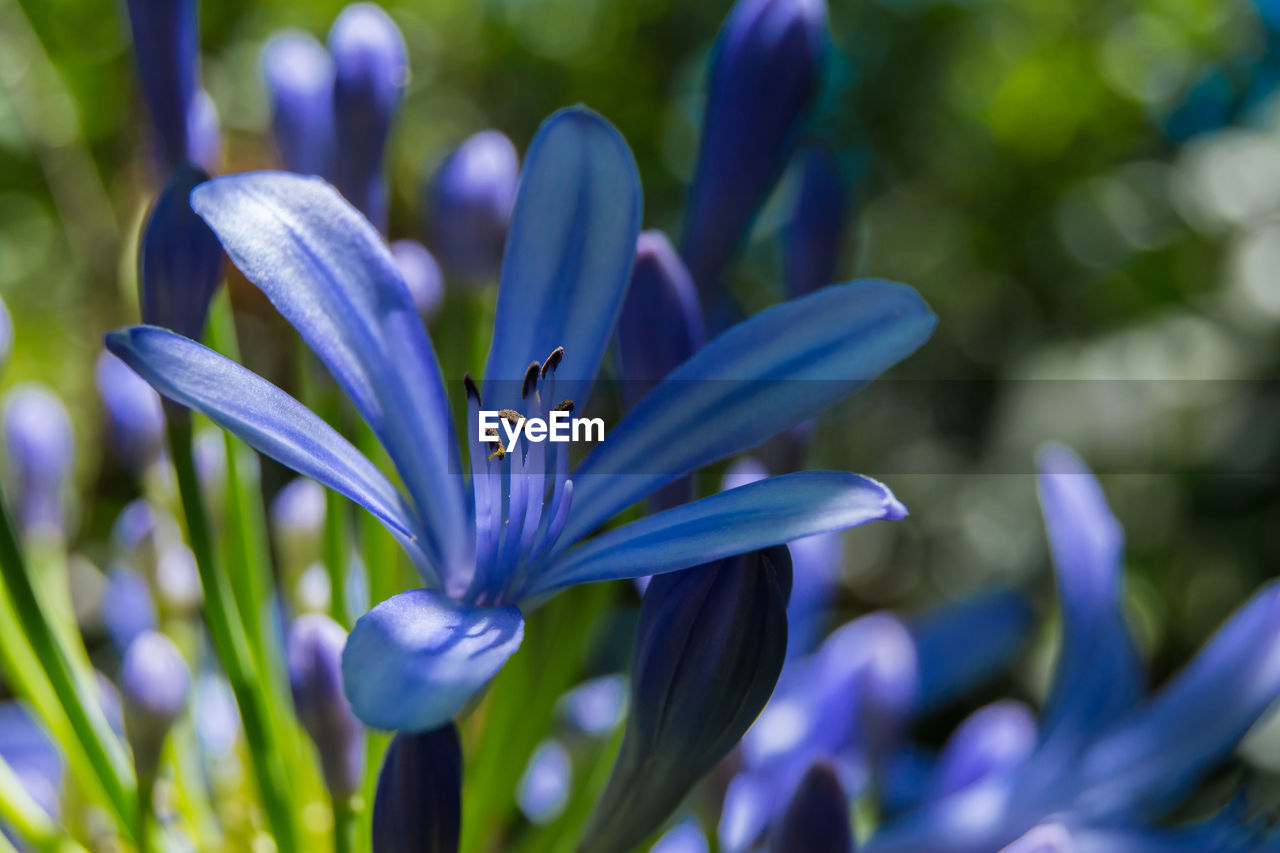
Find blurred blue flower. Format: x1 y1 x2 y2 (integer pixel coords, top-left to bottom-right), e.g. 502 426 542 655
121 630 190 787
95 350 165 471
681 0 827 302
329 3 406 232
101 566 158 651
516 738 571 824
372 724 461 853
0 296 12 378
122 0 208 173
0 702 62 822
390 239 445 321
139 164 224 345
652 817 710 853
557 674 627 736
423 130 520 282
583 546 792 851
287 614 364 800
862 446 1280 852
2 383 73 537
775 760 853 853
262 31 336 178
108 106 934 734
783 146 849 298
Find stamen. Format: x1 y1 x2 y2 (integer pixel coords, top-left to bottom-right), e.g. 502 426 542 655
554 399 574 414
521 362 541 400
485 427 504 461
540 346 565 378
499 409 523 424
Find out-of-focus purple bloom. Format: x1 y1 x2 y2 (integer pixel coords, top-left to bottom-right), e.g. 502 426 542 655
0 702 63 821
109 107 931 736
155 544 203 614
783 146 849 298
774 760 853 853
187 89 222 174
681 0 827 301
390 240 445 321
287 614 364 800
95 350 165 471
329 3 406 232
929 701 1037 800
0 296 12 378
262 31 336 177
516 738 571 824
121 630 191 785
372 724 462 853
557 674 628 736
653 818 711 853
101 566 158 651
112 499 162 554
271 477 327 577
122 0 201 173
193 672 239 759
862 446 1280 852
2 383 73 537
424 130 519 282
1001 825 1071 853
139 165 224 344
583 546 792 852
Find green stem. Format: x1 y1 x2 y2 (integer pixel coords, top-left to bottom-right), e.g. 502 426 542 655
0 489 135 829
323 488 350 627
332 794 360 853
166 420 299 853
134 776 155 853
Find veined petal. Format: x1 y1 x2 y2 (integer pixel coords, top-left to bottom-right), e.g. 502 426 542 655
1036 445 1141 746
528 471 904 598
342 590 524 732
1077 581 1280 817
482 107 641 414
105 326 428 567
558 279 935 549
190 172 467 576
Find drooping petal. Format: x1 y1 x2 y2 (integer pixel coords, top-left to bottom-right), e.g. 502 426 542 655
559 279 935 548
529 471 904 598
190 171 467 577
342 590 524 732
775 761 854 853
105 326 427 566
930 701 1037 799
139 165 224 342
482 107 641 415
1036 445 1142 747
372 723 462 853
581 547 790 853
1077 581 1280 817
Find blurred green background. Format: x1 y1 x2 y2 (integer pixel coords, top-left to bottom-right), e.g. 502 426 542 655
3 0 1280 811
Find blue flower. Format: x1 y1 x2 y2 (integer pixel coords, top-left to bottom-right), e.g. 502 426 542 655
862 446 1280 852
95 350 165 471
783 146 850 298
262 31 336 178
0 702 63 822
389 240 444 321
120 630 190 787
423 130 520 282
373 724 462 853
287 614 364 800
107 106 935 734
1 383 74 538
775 760 854 853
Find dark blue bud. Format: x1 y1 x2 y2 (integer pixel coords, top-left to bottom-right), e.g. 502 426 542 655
372 723 462 853
329 3 407 232
424 130 519 281
139 164 223 344
582 546 792 852
95 350 165 471
121 631 190 785
2 384 73 537
262 31 336 177
287 614 364 800
783 146 849 297
122 0 201 174
773 761 852 853
681 0 826 298
390 239 445 321
0 296 12 378
101 566 158 651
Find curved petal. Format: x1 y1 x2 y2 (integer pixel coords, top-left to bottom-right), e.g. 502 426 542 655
342 589 524 732
105 326 430 571
190 171 467 578
528 471 905 598
1036 445 1141 746
482 107 642 414
558 279 935 549
930 701 1037 799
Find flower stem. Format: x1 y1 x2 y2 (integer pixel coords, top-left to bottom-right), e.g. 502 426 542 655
166 418 299 853
332 794 360 853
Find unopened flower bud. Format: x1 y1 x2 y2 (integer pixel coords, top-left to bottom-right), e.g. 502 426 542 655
773 761 852 853
262 31 336 177
424 130 519 281
288 614 364 800
2 384 73 537
121 631 190 785
372 724 462 853
95 350 165 471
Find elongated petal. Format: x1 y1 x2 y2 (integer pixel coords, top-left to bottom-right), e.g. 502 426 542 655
930 701 1037 799
105 326 425 559
482 107 641 414
1001 825 1072 853
784 146 850 298
529 471 903 598
1036 445 1141 746
373 724 462 853
1077 581 1280 816
342 590 524 732
190 172 467 576
559 280 935 548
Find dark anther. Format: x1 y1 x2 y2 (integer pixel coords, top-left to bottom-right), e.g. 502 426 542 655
463 373 481 404
499 409 524 424
540 347 565 378
521 362 541 399
553 399 574 414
